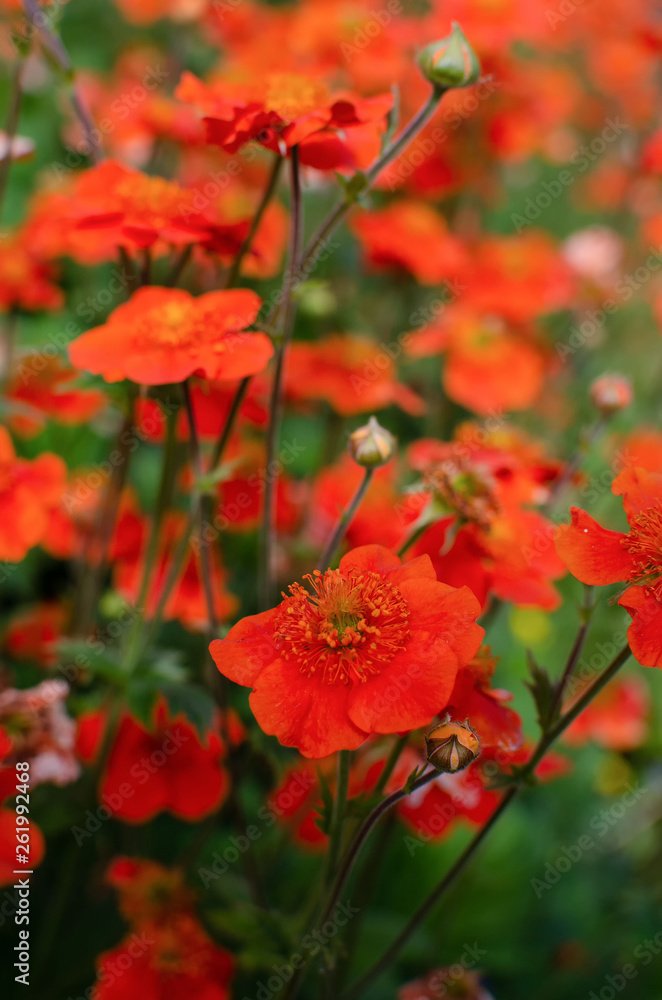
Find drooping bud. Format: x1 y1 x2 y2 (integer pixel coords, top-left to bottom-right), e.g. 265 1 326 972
417 23 481 91
348 416 396 468
589 374 632 415
425 717 480 773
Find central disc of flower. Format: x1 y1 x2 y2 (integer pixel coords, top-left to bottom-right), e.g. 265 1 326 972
624 503 662 599
117 175 186 222
265 73 329 122
274 568 411 684
425 460 499 528
134 301 198 349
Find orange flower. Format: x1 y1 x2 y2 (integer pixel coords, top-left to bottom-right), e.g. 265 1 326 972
461 231 576 323
69 286 273 385
407 427 565 609
7 356 107 436
286 333 424 416
176 70 393 170
210 545 483 758
555 467 662 668
3 602 67 666
69 159 211 252
0 229 62 313
407 306 547 415
563 675 650 751
351 201 468 285
0 427 66 562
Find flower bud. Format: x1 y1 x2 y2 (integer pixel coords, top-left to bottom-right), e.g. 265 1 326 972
425 718 480 773
589 374 632 415
348 416 396 468
417 23 481 91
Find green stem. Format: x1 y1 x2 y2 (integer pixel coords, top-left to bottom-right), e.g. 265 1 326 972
259 146 302 609
396 518 429 559
339 643 632 999
0 59 24 225
317 468 374 571
298 88 444 287
210 376 250 468
21 0 103 163
122 405 180 672
225 153 284 288
183 379 218 636
373 735 408 797
165 244 192 287
325 750 351 886
140 379 246 653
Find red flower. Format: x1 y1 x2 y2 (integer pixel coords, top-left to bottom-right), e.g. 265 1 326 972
563 675 650 751
176 70 392 170
407 429 565 609
406 306 547 415
555 467 662 668
446 646 523 752
68 286 273 385
0 810 45 886
94 913 234 1000
351 200 468 285
100 698 229 822
3 602 67 666
0 427 66 562
285 333 424 416
210 545 483 758
7 356 107 437
0 229 63 313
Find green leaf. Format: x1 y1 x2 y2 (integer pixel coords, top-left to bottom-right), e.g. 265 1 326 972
126 677 159 728
160 682 216 740
314 766 333 835
525 650 557 731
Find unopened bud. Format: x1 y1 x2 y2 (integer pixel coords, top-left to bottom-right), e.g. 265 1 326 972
417 23 481 91
348 416 396 468
589 374 632 415
425 717 480 773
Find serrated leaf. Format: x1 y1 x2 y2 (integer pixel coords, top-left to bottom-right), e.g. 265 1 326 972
160 682 216 740
126 677 159 728
56 639 127 685
336 169 369 204
525 650 557 731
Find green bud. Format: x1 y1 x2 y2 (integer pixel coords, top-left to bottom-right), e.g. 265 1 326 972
348 416 396 468
418 23 481 91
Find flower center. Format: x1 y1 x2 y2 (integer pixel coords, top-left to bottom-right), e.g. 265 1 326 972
265 73 328 121
425 460 500 528
274 568 410 684
624 502 662 599
132 302 200 350
116 175 190 223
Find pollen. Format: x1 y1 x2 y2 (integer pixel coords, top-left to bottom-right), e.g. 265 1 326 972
624 502 662 600
274 567 411 685
265 73 329 121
